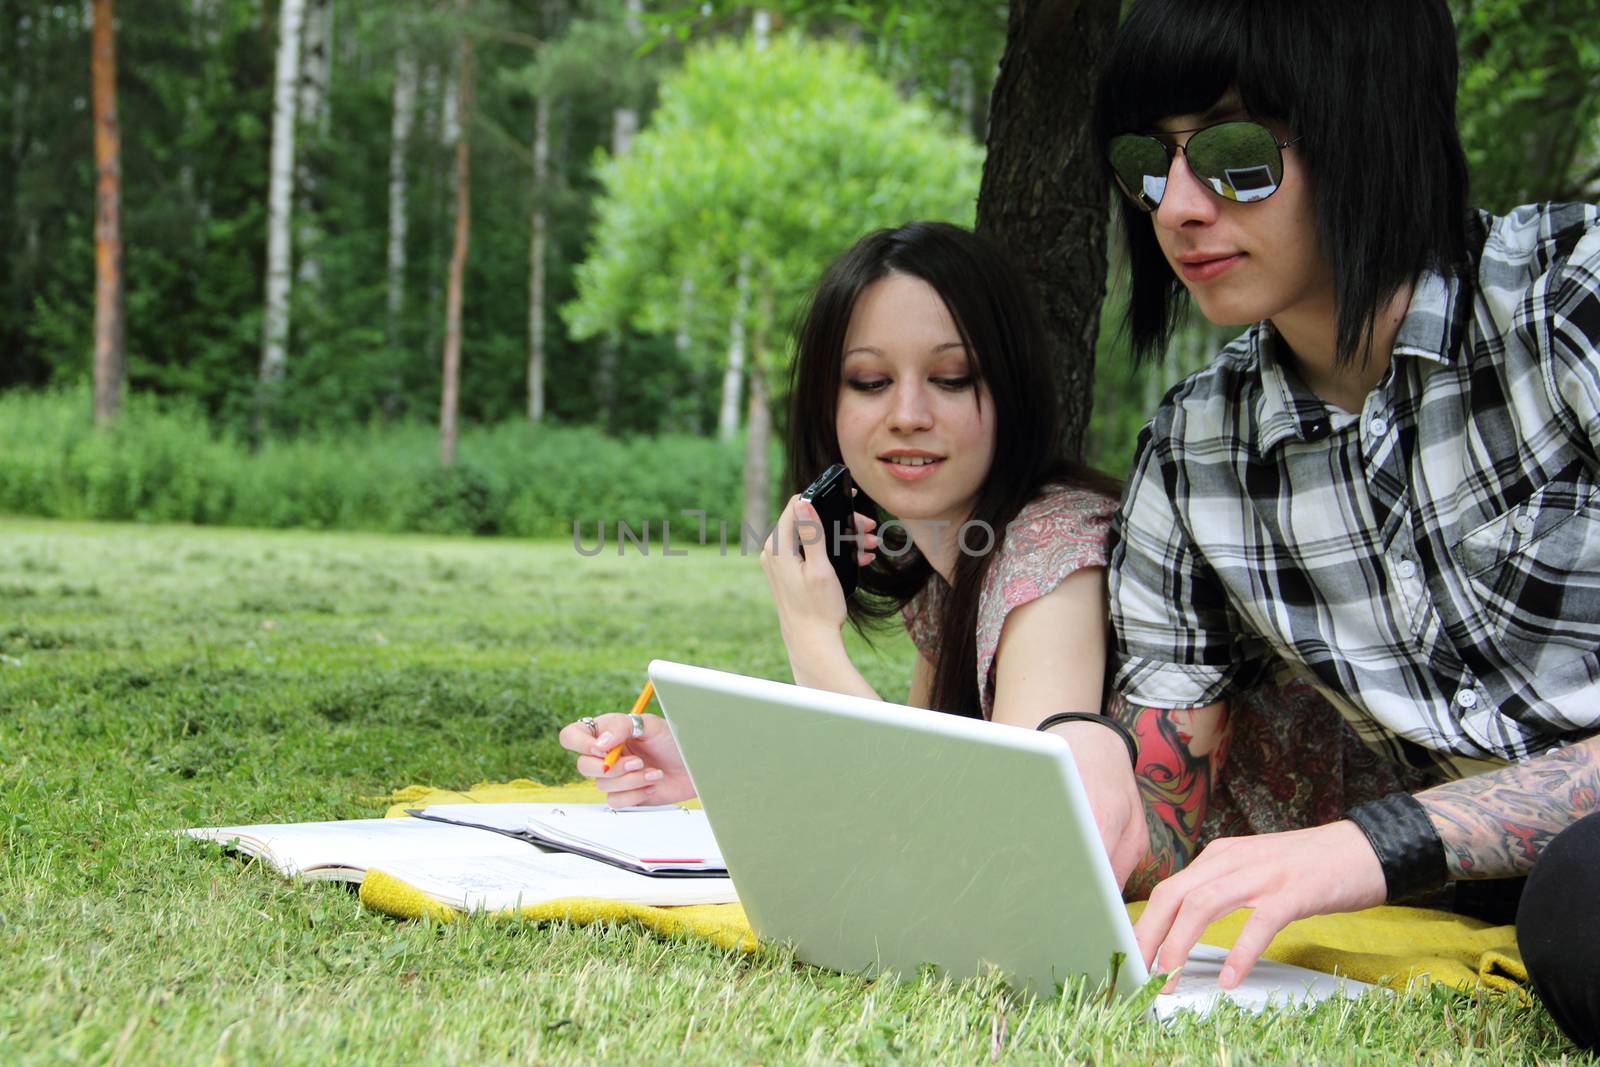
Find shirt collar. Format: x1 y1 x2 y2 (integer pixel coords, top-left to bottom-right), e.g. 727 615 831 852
1251 268 1473 454
1252 321 1335 453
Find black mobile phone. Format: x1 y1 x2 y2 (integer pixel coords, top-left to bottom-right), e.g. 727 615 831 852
799 463 859 597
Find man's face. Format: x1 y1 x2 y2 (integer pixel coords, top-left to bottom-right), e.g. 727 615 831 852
1148 97 1334 330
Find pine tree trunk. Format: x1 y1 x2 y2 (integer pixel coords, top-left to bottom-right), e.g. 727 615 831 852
717 250 750 442
386 47 417 340
258 0 306 418
974 0 1118 461
439 20 473 469
527 94 550 422
90 0 125 426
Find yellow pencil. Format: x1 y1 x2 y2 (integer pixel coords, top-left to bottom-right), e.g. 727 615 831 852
601 680 654 772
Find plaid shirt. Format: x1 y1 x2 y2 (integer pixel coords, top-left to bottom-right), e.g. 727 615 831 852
1109 203 1600 779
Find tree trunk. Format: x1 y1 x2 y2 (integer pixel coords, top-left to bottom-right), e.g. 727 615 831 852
741 288 774 538
742 363 771 543
294 0 332 289
527 93 550 422
258 0 306 418
594 0 644 429
676 274 701 433
386 47 417 340
718 250 750 442
90 0 125 426
974 0 1118 461
439 19 473 469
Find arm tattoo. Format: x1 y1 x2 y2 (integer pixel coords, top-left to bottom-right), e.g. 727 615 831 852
1419 733 1600 880
1113 699 1232 899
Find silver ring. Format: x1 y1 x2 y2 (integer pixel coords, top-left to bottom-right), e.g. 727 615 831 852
629 713 646 739
579 716 599 736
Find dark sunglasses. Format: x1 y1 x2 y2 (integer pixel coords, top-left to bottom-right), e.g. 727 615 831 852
1107 120 1301 212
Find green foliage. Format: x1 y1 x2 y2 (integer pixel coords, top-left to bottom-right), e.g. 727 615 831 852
566 34 983 382
648 1 1006 135
0 389 746 537
1453 0 1600 211
0 516 1582 1062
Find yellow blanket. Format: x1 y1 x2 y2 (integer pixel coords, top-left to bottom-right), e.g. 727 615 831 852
362 779 1524 994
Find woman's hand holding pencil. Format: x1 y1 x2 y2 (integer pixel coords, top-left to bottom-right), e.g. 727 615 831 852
558 681 698 808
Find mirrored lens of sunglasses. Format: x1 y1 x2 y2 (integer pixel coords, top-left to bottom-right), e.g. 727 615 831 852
1184 121 1283 204
1108 134 1170 212
1108 122 1285 209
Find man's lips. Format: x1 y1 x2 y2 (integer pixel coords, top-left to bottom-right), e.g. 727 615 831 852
1176 252 1246 283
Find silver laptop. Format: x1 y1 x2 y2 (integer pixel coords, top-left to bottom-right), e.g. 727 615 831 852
648 659 1370 1016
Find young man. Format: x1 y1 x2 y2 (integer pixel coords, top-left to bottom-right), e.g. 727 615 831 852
1094 0 1599 1049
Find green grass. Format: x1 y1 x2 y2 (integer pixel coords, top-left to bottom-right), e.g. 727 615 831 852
0 517 1586 1065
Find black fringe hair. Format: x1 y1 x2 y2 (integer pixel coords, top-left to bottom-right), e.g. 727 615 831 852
784 222 1120 720
1092 0 1472 367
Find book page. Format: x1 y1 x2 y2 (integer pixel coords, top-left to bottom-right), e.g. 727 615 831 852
524 806 724 869
184 817 536 877
413 803 725 873
371 851 738 912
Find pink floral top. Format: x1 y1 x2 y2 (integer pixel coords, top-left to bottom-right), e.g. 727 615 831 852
900 485 1118 720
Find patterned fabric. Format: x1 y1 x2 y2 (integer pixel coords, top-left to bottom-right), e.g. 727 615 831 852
1110 203 1600 779
902 485 1117 719
901 486 1415 842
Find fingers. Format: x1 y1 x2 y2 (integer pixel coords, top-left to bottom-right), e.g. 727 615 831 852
1133 873 1187 972
573 752 646 780
595 767 666 807
1219 908 1287 989
763 495 805 559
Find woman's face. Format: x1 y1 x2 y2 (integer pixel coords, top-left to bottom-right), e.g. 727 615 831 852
834 272 997 531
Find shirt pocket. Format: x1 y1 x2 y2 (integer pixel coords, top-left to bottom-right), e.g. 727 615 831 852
1452 466 1600 676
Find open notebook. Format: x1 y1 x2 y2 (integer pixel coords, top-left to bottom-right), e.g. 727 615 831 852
183 815 737 910
406 803 726 876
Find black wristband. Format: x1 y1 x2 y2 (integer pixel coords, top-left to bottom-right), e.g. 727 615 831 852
1035 712 1139 769
1344 792 1448 903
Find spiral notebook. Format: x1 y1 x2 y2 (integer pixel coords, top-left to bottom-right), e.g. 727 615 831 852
405 802 727 877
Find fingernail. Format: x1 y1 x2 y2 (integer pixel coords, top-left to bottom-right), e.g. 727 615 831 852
1219 966 1236 988
643 769 663 783
624 757 644 772
594 732 614 748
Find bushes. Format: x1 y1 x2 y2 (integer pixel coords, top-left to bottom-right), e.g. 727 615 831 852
0 390 747 538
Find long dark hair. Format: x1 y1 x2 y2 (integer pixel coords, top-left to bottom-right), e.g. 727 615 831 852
1093 0 1471 367
785 222 1119 719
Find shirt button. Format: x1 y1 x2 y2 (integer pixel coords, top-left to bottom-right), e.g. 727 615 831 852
1369 416 1389 437
1513 513 1535 535
1455 689 1479 710
1398 559 1417 580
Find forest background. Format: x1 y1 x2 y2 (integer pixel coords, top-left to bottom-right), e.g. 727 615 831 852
5 0 1600 540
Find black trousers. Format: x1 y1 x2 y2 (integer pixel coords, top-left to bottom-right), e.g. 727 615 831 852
1517 811 1600 1051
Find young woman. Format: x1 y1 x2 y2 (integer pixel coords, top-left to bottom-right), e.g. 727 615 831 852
558 221 1412 896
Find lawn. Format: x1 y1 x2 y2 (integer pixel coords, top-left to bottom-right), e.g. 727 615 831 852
0 517 1584 1064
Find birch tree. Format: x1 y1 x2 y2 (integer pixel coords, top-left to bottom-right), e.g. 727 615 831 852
439 12 473 468
592 0 644 430
295 0 333 288
386 46 418 342
567 36 981 532
258 0 307 417
526 92 550 421
90 0 124 426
